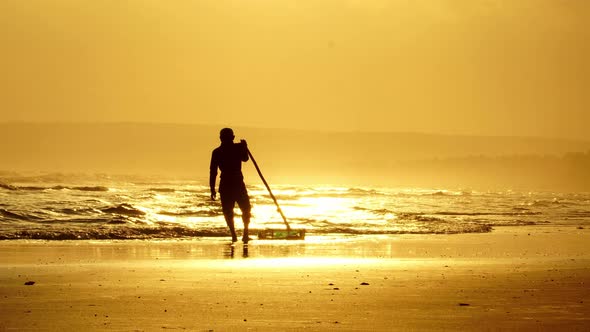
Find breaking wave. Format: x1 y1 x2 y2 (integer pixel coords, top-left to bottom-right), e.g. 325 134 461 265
0 184 109 192
0 208 31 220
158 209 220 217
149 188 176 193
102 204 145 216
0 183 18 191
1 178 589 241
0 226 230 240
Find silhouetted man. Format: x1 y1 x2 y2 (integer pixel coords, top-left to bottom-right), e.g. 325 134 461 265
210 128 251 243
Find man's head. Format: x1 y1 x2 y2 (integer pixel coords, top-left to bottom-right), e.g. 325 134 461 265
219 128 234 144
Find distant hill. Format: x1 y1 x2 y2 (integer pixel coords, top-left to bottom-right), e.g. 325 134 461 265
1 122 589 190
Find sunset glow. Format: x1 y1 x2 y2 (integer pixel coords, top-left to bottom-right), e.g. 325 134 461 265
1 2 590 330
1 0 588 139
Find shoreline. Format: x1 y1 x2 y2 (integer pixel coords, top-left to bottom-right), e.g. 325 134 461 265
0 225 587 259
1 226 589 331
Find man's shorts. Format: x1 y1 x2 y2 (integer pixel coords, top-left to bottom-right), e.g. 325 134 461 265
220 182 251 219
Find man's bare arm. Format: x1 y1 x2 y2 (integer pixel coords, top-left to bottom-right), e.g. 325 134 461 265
209 151 218 200
240 140 249 162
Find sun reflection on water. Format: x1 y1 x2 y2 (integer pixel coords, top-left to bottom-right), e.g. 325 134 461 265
225 256 383 269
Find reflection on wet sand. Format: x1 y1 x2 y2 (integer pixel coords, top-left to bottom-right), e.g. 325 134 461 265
224 243 249 259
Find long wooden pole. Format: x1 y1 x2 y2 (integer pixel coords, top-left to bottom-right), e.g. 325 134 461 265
246 148 291 231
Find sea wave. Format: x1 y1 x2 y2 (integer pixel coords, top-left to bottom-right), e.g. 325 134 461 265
434 211 542 216
0 208 29 220
48 185 110 192
527 199 570 207
149 188 176 193
422 190 469 197
102 204 145 216
395 212 446 222
489 220 541 226
1 179 589 241
1 184 110 192
0 226 229 240
157 209 220 217
52 207 103 215
346 187 382 195
0 183 18 191
0 208 42 221
71 186 110 192
564 210 590 218
304 224 492 235
353 206 394 215
0 222 494 240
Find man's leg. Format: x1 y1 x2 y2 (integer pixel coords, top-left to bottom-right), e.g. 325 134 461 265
221 195 238 242
236 188 252 243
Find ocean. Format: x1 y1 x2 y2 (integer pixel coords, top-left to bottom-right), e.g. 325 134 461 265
1 174 589 240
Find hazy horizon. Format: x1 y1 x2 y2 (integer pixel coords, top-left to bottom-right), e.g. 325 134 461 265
1 122 589 190
2 120 589 142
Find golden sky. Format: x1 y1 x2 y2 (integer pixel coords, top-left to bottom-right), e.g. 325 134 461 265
1 0 588 139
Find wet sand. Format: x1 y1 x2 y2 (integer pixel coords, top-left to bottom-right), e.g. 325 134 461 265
1 226 589 331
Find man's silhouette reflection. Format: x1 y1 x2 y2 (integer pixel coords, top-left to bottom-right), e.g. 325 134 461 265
225 243 249 259
210 128 252 243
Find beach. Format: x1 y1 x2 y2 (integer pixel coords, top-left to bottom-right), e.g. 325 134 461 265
3 1 589 331
1 226 589 331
